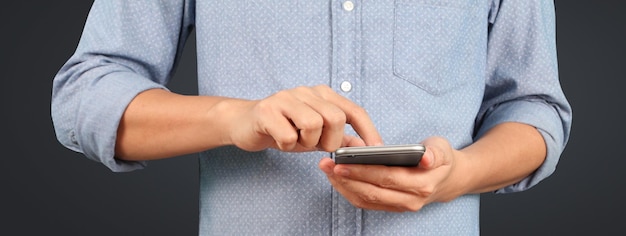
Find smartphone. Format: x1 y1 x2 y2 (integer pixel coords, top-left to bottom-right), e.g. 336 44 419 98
333 144 425 166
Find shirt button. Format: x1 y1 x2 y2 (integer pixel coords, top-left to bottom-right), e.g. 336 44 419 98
340 81 352 92
343 1 354 11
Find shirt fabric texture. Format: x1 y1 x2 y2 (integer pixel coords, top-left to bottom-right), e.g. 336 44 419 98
51 0 572 235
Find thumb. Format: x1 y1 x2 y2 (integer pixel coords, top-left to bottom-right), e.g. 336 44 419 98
419 137 452 169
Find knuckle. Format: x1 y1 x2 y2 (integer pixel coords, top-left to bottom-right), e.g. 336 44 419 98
313 85 333 98
379 175 398 189
338 177 351 186
357 190 381 204
418 186 435 198
276 133 298 149
299 115 324 130
406 182 435 198
325 111 347 126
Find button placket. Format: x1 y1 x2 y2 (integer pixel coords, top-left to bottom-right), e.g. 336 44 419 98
331 0 362 234
336 0 359 95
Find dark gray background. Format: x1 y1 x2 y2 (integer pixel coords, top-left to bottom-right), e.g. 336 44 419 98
2 1 624 235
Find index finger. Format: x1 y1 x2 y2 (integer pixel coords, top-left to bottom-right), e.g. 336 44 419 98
314 85 383 146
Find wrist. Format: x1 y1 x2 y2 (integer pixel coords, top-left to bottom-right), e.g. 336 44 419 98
441 149 477 200
206 97 252 147
452 149 482 195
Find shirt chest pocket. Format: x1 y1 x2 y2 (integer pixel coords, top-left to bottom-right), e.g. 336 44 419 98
393 0 479 95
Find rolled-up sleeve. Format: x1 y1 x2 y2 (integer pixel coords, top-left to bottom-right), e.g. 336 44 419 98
51 0 195 172
476 0 573 193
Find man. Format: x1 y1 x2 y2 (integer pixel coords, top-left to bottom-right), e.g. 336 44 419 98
51 0 571 234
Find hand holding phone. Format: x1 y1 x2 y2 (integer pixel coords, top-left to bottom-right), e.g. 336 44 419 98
333 144 425 167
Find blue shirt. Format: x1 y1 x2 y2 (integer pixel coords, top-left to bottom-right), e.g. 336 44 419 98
51 0 572 235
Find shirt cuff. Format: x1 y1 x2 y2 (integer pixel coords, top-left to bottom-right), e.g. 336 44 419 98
75 70 167 172
475 99 567 193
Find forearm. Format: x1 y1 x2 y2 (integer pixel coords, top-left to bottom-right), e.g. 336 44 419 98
115 89 244 161
457 122 547 194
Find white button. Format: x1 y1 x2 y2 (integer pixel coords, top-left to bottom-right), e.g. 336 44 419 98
340 81 352 92
343 1 354 11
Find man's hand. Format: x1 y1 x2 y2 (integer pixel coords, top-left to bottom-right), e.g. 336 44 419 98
226 85 383 152
319 122 547 212
319 137 467 212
